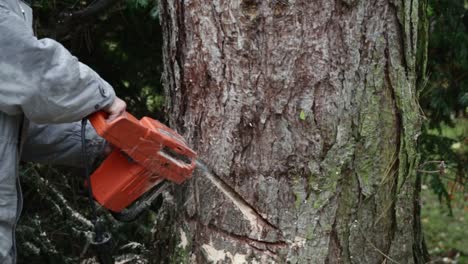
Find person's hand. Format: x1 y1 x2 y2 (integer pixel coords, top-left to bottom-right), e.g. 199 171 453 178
103 97 127 121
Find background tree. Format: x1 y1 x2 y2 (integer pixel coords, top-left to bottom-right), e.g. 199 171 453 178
156 0 429 263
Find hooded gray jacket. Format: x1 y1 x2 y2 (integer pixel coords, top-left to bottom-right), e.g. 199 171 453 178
0 0 116 262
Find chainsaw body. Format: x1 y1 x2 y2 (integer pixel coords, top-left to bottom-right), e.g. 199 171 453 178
89 111 197 213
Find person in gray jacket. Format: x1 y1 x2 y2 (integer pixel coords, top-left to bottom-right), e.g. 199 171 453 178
0 0 127 262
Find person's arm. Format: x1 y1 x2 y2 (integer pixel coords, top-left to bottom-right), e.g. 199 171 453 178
0 7 116 123
21 122 107 167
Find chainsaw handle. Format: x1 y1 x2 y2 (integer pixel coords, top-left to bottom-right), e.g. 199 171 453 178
89 111 139 138
88 111 112 138
89 110 109 121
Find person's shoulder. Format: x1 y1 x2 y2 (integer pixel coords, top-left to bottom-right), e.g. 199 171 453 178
0 0 27 15
0 2 21 19
0 8 11 17
0 2 13 14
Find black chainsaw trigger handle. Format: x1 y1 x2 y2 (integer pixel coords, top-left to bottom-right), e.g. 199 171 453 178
111 181 169 222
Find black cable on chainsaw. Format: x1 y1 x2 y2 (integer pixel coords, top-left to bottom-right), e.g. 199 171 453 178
81 119 99 225
81 118 112 264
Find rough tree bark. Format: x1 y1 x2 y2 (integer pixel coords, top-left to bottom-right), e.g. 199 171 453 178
155 0 428 263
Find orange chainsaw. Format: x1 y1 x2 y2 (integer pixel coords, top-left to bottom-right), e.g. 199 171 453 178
87 111 198 221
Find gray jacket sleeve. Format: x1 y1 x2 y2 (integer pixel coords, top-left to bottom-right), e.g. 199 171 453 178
21 121 107 167
0 7 115 124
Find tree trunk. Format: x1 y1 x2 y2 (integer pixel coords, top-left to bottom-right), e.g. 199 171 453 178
155 0 428 263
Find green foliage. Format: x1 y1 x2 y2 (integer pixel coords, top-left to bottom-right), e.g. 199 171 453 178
17 1 166 263
126 0 160 20
420 0 468 127
127 0 151 9
419 0 467 209
72 6 165 119
32 0 164 118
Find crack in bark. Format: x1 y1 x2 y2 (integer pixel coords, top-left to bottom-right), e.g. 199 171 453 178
311 80 321 132
383 12 402 260
388 0 409 77
176 0 187 129
325 212 343 263
210 2 228 110
409 0 415 59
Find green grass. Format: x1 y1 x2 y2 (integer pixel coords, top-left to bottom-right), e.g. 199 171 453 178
421 188 468 263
